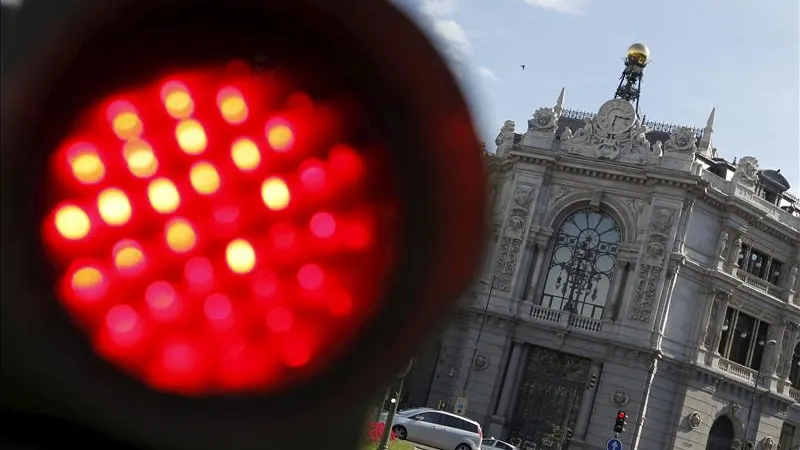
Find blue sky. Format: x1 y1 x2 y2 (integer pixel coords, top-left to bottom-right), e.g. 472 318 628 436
393 0 800 194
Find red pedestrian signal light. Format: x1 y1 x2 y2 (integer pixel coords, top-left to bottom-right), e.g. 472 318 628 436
1 1 487 449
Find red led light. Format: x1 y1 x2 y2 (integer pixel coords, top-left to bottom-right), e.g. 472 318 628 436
617 412 626 419
41 65 400 395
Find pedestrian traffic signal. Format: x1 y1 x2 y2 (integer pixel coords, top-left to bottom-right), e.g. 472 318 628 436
613 411 628 433
1 1 486 449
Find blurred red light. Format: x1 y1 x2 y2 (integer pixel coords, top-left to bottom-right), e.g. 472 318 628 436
41 64 400 395
617 412 626 419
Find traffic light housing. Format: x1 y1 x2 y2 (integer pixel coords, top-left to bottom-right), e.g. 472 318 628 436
1 1 486 449
613 411 628 434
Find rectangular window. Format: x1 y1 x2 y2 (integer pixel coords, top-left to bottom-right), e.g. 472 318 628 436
737 245 784 286
718 307 770 370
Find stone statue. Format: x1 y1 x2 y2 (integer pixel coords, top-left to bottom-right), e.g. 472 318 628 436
789 265 799 292
652 140 663 156
716 231 729 259
560 127 573 140
734 156 759 182
495 120 516 147
731 236 743 263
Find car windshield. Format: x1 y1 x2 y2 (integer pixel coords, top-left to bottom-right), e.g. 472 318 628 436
396 408 426 417
481 439 495 445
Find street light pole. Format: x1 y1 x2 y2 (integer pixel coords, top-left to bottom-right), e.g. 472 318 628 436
461 277 494 397
744 339 777 443
377 359 415 450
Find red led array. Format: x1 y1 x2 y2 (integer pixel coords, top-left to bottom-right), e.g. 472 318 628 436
41 64 399 395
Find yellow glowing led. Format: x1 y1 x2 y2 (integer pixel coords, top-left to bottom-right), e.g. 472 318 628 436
112 112 142 140
69 150 105 184
226 239 256 274
97 188 132 226
261 177 290 211
189 161 221 195
266 124 294 152
54 205 91 240
231 138 261 171
71 267 103 290
148 178 180 213
218 88 248 124
165 219 196 253
175 119 207 155
123 140 159 178
114 244 144 270
164 90 194 119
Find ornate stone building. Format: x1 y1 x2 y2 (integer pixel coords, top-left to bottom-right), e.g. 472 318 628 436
403 45 800 450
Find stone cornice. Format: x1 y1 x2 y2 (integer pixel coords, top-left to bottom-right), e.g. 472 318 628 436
506 147 799 244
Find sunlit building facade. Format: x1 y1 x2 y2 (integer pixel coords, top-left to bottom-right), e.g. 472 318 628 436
404 45 800 450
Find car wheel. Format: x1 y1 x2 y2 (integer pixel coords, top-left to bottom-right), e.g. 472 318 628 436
455 444 471 450
392 425 407 440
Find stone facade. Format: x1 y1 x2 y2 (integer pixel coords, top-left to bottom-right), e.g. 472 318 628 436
404 89 800 450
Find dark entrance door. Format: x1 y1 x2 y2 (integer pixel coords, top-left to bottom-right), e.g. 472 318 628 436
705 416 734 450
507 345 592 450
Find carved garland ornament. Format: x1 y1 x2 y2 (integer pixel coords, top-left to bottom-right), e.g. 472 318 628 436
628 207 676 322
493 184 535 291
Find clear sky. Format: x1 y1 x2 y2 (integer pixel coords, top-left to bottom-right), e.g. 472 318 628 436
393 0 800 195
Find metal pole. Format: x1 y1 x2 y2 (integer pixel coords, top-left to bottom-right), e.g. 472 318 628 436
377 359 415 450
461 277 494 396
744 340 776 442
377 379 405 450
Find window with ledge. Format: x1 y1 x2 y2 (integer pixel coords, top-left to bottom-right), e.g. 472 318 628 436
539 208 621 320
717 307 770 370
736 244 783 285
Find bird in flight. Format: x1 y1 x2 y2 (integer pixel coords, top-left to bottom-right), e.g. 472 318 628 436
520 64 526 70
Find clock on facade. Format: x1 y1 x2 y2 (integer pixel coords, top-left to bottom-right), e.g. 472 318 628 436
596 99 637 134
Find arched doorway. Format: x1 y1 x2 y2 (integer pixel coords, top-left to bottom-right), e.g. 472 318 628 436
705 416 735 450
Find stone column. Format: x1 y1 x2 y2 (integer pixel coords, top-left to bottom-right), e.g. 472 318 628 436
698 289 719 353
766 323 785 390
486 343 525 438
710 292 732 356
782 322 800 387
602 253 634 321
524 241 549 304
574 361 602 440
651 261 681 348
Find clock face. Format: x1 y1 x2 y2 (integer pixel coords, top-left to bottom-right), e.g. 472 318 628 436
597 99 636 134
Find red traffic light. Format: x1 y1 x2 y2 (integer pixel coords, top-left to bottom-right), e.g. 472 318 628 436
2 0 486 449
617 411 627 419
41 66 401 395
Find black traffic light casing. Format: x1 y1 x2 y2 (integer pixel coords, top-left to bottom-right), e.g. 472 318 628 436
1 1 487 449
613 411 628 434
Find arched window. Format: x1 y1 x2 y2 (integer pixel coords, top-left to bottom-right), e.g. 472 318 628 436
705 416 734 450
540 208 621 320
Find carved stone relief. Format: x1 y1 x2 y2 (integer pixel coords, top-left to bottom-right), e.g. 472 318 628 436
493 184 536 291
687 412 701 430
663 127 698 154
629 264 661 322
530 107 558 131
628 206 677 322
611 389 630 406
474 354 490 371
762 436 775 450
559 99 658 165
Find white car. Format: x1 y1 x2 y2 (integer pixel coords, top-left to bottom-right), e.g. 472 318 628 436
480 438 519 450
388 407 483 450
